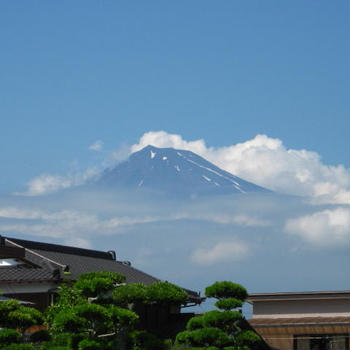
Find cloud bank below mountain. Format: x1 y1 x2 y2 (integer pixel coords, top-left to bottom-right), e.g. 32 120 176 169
3 131 348 294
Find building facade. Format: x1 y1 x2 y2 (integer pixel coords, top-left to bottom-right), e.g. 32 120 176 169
248 291 350 350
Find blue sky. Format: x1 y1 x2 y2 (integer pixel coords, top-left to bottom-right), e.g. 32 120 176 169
0 0 349 192
0 1 349 300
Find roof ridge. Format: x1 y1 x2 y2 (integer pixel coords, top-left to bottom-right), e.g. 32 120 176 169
5 238 66 269
5 236 113 260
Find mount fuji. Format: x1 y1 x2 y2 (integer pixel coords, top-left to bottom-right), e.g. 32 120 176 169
95 145 271 197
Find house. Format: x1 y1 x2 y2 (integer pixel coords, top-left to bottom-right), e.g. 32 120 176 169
247 291 350 350
0 235 203 335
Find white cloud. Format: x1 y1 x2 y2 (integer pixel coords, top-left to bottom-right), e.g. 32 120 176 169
19 174 72 196
132 131 350 204
0 205 165 241
16 168 98 196
191 240 250 265
88 140 104 151
0 207 43 220
131 131 208 155
212 214 270 227
284 207 350 247
189 213 270 227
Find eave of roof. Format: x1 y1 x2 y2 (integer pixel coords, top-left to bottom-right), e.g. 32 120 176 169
247 291 350 303
249 316 350 326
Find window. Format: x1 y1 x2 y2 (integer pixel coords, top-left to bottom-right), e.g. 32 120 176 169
0 258 23 266
294 334 349 350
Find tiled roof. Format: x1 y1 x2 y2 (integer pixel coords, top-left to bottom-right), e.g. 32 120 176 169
0 237 159 285
0 236 203 302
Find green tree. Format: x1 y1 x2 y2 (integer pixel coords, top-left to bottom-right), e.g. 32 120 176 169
175 281 262 350
146 282 188 305
0 328 21 346
113 281 187 349
46 271 138 350
112 283 148 307
0 300 43 339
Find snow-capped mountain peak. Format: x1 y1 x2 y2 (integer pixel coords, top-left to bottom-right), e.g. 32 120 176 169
96 145 270 196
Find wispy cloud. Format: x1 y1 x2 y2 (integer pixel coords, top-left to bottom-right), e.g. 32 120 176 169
88 140 104 151
202 214 270 227
132 131 350 204
15 168 98 196
0 187 347 291
0 205 161 241
191 240 250 265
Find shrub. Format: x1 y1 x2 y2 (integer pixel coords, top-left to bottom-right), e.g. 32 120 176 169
215 298 243 311
190 327 230 347
112 283 148 307
1 344 35 350
177 280 264 350
186 316 204 330
176 327 230 347
78 339 104 350
0 300 43 333
52 311 86 333
109 305 139 328
7 306 43 332
205 281 248 301
129 330 167 350
0 328 21 345
77 271 125 284
235 330 262 349
69 333 85 350
48 333 71 346
74 303 110 323
74 271 125 298
29 329 51 343
175 330 192 346
201 310 242 334
147 282 188 305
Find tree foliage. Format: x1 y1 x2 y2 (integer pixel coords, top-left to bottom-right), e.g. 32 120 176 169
112 283 148 307
47 271 138 349
176 281 261 350
0 328 21 345
128 330 168 350
205 281 248 301
176 327 230 348
215 298 243 311
74 271 125 298
146 282 188 305
0 300 43 338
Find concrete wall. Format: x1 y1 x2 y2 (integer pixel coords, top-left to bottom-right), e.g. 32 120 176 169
253 298 350 318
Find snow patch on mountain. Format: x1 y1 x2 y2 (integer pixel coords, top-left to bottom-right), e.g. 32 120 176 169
96 145 271 197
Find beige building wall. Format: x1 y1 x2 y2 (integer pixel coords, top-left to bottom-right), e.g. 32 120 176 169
248 291 350 350
253 298 350 318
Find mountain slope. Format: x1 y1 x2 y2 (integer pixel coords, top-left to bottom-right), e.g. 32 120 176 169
96 145 271 196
